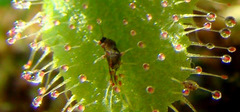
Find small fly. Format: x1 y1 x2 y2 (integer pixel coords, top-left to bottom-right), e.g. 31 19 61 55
94 26 132 86
98 37 121 86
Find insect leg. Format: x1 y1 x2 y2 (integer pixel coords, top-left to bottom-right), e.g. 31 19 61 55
93 53 106 64
120 48 133 56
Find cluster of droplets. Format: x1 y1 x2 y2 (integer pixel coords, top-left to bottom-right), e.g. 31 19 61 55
171 77 222 101
17 41 78 109
181 11 236 39
62 96 97 112
6 12 47 45
156 0 237 111
175 8 235 102
6 2 94 110
128 1 205 111
11 0 38 9
21 70 45 84
177 24 234 101
19 37 93 111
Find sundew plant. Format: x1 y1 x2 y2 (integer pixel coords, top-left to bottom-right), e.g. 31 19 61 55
6 0 238 112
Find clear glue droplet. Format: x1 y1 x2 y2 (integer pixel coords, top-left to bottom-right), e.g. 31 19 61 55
206 12 217 21
38 87 46 95
175 44 183 52
195 66 202 74
79 74 87 83
160 31 168 39
129 2 136 9
157 53 165 61
225 16 237 28
123 19 128 25
172 14 179 22
206 43 215 49
219 28 231 39
29 42 38 50
50 90 60 99
228 47 236 53
137 41 146 48
21 71 44 84
221 55 231 63
32 96 43 108
146 14 152 21
61 65 69 72
182 88 190 96
7 38 16 45
161 0 168 7
64 44 71 51
203 22 212 30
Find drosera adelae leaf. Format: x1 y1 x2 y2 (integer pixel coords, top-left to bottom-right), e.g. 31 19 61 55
6 0 238 111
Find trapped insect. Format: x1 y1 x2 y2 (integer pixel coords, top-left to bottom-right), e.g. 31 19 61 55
98 37 121 86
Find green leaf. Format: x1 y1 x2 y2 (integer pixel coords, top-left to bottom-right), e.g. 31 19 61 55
42 0 198 111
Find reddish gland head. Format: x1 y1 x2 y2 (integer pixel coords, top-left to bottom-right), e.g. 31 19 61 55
221 75 228 80
129 3 136 9
137 41 146 48
204 22 211 29
78 104 85 111
79 74 87 83
161 31 168 39
157 53 165 61
32 96 43 108
61 65 69 72
113 86 121 93
228 47 236 53
146 86 154 94
39 71 45 77
23 72 31 80
195 66 202 74
222 55 231 63
130 30 136 36
87 25 93 30
69 24 75 29
182 88 190 96
147 14 152 21
223 30 231 35
161 1 168 7
208 13 215 19
23 61 32 69
143 63 150 70
175 44 183 51
64 44 71 51
212 90 222 100
38 87 46 95
172 14 179 22
50 90 59 98
123 19 128 25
